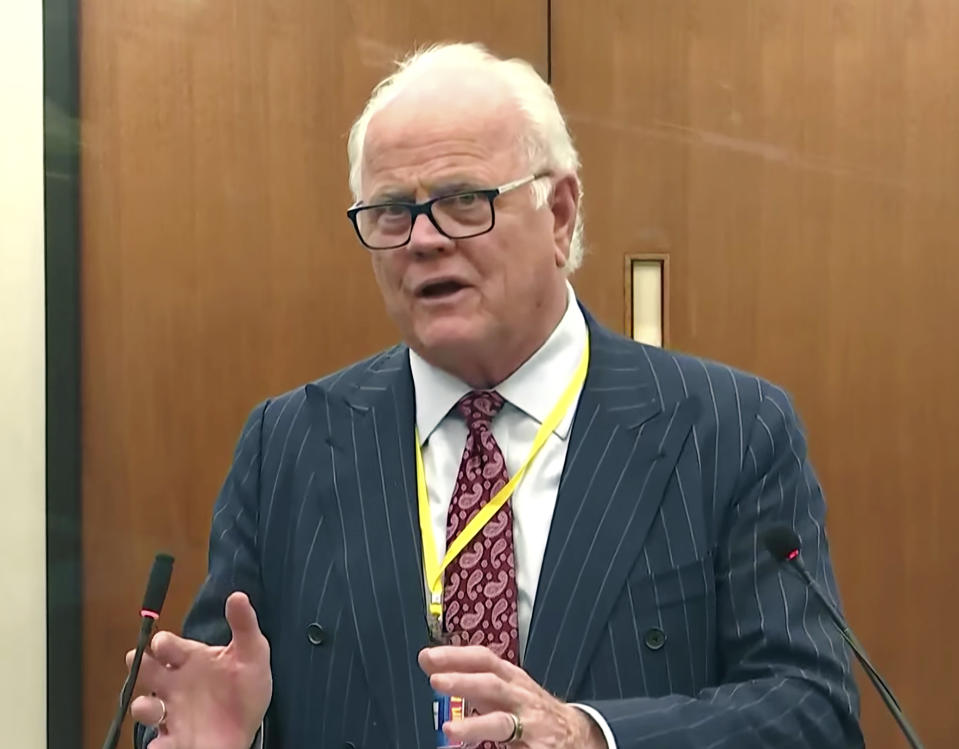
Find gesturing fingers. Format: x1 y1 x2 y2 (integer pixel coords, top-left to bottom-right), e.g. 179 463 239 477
124 630 194 679
430 671 523 712
150 630 196 669
224 592 267 659
442 710 519 747
126 649 176 697
130 694 167 727
419 645 529 684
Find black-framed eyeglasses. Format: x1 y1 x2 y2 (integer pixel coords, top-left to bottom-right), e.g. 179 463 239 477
346 172 549 250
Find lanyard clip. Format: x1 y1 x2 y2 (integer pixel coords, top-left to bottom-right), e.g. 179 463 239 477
426 611 444 645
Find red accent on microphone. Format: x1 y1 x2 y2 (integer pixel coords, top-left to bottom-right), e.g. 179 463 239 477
787 549 800 561
140 609 160 620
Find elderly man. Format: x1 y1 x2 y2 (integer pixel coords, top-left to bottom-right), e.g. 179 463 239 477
130 43 862 748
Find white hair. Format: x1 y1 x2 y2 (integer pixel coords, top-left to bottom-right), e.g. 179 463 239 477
346 42 586 272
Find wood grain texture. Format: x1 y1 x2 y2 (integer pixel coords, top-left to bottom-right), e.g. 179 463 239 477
79 3 546 747
554 1 959 746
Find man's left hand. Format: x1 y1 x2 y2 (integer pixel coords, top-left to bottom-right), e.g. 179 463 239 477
418 646 606 748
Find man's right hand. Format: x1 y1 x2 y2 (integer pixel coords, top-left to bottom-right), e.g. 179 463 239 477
128 591 272 749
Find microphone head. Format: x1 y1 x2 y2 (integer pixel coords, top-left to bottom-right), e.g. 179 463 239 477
141 553 174 616
762 526 802 562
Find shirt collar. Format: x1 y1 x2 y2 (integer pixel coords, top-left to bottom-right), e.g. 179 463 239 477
410 282 587 445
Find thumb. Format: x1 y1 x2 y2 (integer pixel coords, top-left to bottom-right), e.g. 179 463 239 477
225 591 265 655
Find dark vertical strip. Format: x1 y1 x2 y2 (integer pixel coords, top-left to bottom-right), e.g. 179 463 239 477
547 0 553 83
43 0 82 745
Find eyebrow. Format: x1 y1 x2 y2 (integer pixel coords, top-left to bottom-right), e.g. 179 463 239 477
370 188 415 203
369 179 485 204
432 181 481 195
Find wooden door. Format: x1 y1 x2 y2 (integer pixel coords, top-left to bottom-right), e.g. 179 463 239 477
554 1 959 746
79 3 547 747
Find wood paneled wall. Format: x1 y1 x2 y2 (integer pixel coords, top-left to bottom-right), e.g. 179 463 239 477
555 2 959 747
80 1 958 747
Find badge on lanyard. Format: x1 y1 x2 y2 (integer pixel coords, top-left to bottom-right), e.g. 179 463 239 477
427 615 469 748
433 692 467 749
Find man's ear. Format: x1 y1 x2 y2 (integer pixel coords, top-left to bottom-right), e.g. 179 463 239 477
549 174 579 268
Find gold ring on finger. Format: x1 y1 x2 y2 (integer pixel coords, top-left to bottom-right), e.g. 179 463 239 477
505 712 523 744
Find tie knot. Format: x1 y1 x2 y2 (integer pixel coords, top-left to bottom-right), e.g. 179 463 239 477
456 390 505 430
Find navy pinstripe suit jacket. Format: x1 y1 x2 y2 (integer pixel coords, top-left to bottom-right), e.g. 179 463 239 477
145 312 862 748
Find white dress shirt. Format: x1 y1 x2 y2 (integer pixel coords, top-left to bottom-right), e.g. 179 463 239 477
410 283 617 748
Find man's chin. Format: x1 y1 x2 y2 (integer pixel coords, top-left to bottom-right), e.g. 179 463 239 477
410 320 485 360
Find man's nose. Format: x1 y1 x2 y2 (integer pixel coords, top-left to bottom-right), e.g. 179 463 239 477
407 212 453 257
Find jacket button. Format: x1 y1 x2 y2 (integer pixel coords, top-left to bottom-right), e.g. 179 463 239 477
306 622 328 646
644 627 666 651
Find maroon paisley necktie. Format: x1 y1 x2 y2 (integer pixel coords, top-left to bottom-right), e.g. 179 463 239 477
443 390 520 676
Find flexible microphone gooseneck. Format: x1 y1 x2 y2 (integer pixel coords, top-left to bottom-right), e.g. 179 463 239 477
101 553 175 749
761 526 924 749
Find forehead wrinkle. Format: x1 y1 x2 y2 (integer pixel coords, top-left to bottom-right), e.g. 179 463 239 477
364 141 499 195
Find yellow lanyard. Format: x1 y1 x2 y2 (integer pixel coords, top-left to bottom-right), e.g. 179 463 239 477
415 341 590 621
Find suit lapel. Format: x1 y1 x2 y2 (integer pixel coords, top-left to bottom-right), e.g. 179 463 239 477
300 316 700 736
524 318 700 697
304 347 435 748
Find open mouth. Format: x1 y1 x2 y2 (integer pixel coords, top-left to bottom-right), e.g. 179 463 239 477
418 280 468 299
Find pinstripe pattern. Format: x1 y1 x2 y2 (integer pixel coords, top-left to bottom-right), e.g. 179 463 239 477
136 309 861 749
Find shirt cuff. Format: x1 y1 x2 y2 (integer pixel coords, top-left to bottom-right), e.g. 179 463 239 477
571 703 617 749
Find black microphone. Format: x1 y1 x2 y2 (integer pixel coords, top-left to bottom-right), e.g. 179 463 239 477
102 553 175 749
761 526 925 749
